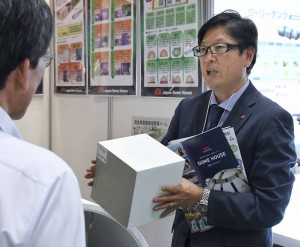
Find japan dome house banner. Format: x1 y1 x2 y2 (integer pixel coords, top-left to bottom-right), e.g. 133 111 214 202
88 0 136 95
54 0 87 94
141 0 202 97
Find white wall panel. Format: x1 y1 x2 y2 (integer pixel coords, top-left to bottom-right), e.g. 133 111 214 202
112 97 180 139
51 95 108 201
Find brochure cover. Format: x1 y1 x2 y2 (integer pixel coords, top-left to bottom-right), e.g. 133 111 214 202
168 126 249 233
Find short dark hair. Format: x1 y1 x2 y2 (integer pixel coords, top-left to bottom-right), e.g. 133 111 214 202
0 0 53 89
198 10 258 75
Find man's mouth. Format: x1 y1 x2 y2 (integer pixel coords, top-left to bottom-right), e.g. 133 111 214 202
207 69 217 75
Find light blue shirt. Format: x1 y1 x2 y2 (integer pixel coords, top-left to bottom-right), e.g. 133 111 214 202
210 80 250 126
0 107 22 138
0 107 85 247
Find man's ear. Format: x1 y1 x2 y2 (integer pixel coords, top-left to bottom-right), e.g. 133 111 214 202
15 58 30 91
244 46 255 68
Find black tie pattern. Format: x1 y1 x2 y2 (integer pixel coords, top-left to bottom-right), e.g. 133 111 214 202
205 104 225 130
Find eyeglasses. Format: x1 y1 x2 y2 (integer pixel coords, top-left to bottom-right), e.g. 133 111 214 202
193 43 240 57
43 54 53 68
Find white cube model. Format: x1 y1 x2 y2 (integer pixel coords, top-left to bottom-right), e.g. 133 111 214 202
91 134 185 229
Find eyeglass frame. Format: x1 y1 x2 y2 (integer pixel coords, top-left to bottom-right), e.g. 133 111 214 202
192 43 240 57
43 54 53 68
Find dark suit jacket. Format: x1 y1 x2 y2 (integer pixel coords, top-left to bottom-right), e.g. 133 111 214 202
161 82 296 247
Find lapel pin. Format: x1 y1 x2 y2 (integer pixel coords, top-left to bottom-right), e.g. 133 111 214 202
240 115 246 119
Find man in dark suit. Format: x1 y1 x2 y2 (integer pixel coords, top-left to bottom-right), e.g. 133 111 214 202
84 9 296 247
153 10 296 247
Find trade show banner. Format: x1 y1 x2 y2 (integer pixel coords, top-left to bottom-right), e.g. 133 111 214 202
52 0 202 97
54 0 87 94
141 0 202 97
88 0 137 95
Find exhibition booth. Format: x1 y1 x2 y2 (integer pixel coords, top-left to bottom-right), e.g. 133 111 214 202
13 0 300 246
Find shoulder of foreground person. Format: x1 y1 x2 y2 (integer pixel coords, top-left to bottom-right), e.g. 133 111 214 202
0 131 79 186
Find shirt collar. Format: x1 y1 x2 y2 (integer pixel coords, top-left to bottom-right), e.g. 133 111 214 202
210 80 250 112
0 107 23 139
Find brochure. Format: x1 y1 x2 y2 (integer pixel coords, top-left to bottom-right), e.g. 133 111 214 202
168 126 249 233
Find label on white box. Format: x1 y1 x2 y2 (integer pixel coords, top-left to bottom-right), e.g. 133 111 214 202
97 145 107 164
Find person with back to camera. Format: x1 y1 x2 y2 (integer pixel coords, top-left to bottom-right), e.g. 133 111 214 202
85 10 296 247
0 1 86 246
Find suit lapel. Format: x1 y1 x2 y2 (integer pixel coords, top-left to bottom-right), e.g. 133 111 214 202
223 82 259 133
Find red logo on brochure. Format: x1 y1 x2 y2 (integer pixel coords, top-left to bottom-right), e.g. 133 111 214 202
203 146 212 152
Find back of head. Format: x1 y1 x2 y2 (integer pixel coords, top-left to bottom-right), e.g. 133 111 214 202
198 10 258 75
0 0 53 89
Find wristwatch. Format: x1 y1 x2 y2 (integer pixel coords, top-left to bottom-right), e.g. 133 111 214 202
197 188 210 213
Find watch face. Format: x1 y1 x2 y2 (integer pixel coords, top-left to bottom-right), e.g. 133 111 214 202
207 168 250 192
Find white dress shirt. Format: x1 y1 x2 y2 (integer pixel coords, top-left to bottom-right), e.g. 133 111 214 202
0 107 86 247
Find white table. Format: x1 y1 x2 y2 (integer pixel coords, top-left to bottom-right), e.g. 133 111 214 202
273 174 300 246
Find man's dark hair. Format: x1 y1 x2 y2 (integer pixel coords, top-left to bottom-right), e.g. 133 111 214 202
198 10 258 75
0 0 53 89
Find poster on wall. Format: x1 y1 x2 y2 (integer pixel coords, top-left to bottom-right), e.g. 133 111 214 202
54 0 87 94
214 0 300 116
88 0 136 95
132 116 170 142
141 0 202 97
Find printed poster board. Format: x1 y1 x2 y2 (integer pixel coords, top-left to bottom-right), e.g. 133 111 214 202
54 0 87 94
88 0 136 95
141 0 202 97
132 116 170 142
